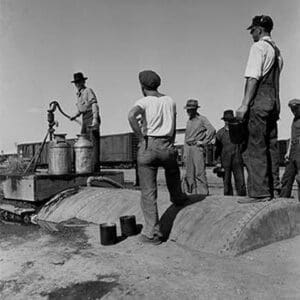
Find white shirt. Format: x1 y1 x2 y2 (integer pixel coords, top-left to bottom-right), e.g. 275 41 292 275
134 95 176 137
244 36 283 80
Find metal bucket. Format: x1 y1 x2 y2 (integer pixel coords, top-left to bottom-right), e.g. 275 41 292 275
48 133 71 175
228 120 247 145
120 215 138 236
100 223 117 245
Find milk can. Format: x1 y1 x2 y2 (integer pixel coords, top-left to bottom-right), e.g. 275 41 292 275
74 134 93 174
48 133 71 175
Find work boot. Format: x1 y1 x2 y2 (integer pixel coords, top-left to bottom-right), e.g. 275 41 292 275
139 234 162 245
237 196 273 204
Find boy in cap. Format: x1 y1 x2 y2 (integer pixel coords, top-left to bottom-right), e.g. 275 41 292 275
70 72 101 172
128 70 186 245
215 110 246 196
236 15 283 203
280 99 300 198
183 99 215 195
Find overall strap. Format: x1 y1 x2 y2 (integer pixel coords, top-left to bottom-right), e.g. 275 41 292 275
260 39 281 117
262 39 280 57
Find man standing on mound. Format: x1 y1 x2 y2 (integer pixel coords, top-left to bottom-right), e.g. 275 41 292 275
128 70 186 245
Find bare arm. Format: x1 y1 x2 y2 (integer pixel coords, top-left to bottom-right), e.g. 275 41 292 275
128 105 144 141
70 110 81 121
236 77 258 120
171 112 177 144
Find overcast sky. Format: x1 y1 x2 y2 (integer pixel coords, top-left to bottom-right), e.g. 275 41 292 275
0 0 300 153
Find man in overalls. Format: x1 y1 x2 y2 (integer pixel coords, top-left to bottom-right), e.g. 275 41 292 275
70 72 101 172
280 99 300 199
236 15 283 203
215 110 246 196
183 99 215 195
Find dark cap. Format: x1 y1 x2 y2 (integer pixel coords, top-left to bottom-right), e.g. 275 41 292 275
184 99 200 110
139 70 161 90
288 99 300 107
221 110 234 121
247 15 273 32
71 72 88 83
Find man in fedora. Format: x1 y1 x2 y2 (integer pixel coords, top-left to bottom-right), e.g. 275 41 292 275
215 110 246 196
70 72 101 172
236 15 283 203
183 99 215 195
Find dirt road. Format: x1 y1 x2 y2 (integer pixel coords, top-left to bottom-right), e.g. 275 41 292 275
1 221 300 299
0 168 299 299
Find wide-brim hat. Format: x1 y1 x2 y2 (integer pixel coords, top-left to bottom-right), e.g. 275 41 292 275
221 109 235 121
184 99 200 109
71 72 88 83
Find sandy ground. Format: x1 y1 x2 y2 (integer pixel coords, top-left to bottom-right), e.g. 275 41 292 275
1 167 300 299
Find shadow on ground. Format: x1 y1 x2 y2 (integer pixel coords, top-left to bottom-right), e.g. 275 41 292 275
40 275 119 300
160 194 206 241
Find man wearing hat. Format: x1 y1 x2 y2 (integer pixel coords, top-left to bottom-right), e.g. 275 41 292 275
128 70 187 245
236 15 283 203
280 99 300 198
183 99 215 195
70 72 101 172
215 110 246 196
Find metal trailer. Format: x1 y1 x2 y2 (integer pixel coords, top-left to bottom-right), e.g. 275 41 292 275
100 133 139 168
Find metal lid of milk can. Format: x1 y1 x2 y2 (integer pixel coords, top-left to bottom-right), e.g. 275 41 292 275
74 134 93 148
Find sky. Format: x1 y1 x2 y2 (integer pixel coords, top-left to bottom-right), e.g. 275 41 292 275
0 0 300 153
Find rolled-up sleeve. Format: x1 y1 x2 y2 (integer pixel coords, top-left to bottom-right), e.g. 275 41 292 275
244 44 264 80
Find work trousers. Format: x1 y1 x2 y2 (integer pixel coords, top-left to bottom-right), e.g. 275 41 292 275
137 137 186 238
280 146 300 198
243 99 280 198
222 154 246 196
82 122 100 173
183 145 208 195
87 128 100 172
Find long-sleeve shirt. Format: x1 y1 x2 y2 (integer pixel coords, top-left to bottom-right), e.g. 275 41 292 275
184 114 215 145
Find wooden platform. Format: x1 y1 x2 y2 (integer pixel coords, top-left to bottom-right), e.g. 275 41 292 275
1 171 124 202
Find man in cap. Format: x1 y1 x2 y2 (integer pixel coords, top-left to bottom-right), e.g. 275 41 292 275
183 99 215 195
236 15 283 203
70 72 101 172
280 99 300 198
215 110 246 196
128 70 187 245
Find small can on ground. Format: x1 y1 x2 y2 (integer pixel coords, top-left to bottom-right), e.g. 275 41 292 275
120 215 138 237
100 223 117 245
